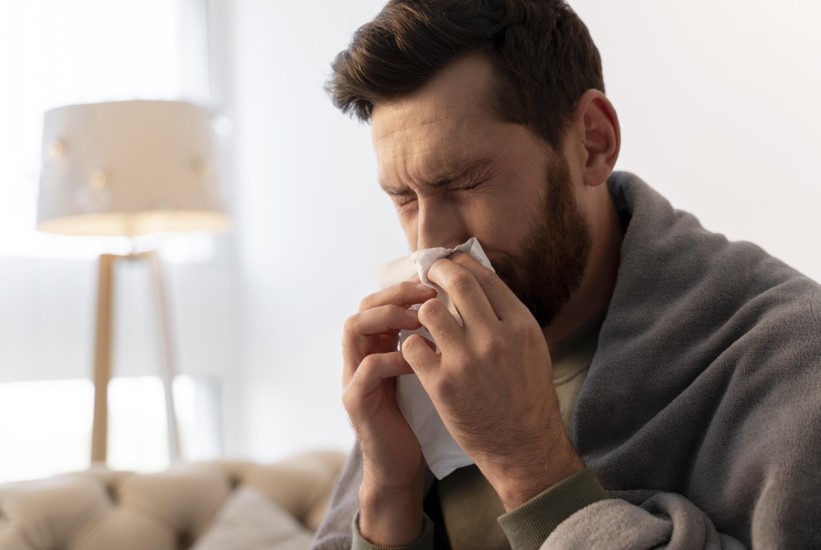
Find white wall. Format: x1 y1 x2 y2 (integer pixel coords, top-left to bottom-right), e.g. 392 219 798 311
572 0 821 281
219 0 821 461
219 0 404 459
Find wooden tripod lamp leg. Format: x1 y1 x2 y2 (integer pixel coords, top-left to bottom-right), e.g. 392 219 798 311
144 251 181 462
90 251 182 465
91 254 116 463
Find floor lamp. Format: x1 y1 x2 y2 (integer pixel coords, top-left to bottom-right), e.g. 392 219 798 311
36 100 230 464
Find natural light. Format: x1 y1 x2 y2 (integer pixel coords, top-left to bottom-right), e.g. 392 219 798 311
0 375 222 483
0 0 223 483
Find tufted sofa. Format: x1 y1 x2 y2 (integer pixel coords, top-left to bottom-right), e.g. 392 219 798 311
0 450 347 550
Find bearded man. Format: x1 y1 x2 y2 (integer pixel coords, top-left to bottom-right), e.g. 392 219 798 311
312 1 821 548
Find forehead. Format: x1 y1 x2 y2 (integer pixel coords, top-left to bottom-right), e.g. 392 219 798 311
371 54 504 184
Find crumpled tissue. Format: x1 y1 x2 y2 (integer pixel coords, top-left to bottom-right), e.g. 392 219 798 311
375 237 495 479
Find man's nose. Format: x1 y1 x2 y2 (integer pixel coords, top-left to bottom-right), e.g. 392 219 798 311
416 197 468 250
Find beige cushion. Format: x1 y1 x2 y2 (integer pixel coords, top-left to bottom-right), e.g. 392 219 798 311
192 487 313 550
0 450 346 550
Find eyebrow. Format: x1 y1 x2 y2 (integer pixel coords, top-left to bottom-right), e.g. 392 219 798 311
380 157 494 195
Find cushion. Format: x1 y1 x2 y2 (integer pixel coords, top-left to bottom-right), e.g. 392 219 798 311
192 486 314 550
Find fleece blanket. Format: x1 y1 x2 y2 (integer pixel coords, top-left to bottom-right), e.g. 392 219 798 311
313 172 821 549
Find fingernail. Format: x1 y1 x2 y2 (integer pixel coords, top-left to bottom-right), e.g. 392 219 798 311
417 284 433 292
406 307 419 318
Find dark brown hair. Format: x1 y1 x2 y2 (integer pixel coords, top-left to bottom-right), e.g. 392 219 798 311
327 0 604 149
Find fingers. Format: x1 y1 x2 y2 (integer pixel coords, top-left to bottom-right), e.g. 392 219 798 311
360 281 436 312
343 351 414 415
343 351 413 406
415 296 464 355
428 253 524 321
426 256 499 323
343 305 422 384
401 333 441 377
348 304 422 337
343 282 436 385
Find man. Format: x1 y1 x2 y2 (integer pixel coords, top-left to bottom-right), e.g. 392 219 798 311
313 1 821 548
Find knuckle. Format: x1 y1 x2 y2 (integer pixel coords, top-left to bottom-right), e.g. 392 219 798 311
434 374 459 402
341 387 354 409
479 332 506 356
477 269 497 288
514 316 539 338
341 388 361 417
343 357 376 400
357 354 379 373
417 298 439 319
386 303 407 320
449 271 475 294
343 313 360 335
359 293 377 312
513 310 534 327
398 280 420 293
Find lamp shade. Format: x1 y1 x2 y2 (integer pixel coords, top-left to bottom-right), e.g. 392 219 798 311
37 100 230 236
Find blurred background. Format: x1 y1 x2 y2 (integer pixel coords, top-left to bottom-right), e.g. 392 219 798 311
1 0 819 482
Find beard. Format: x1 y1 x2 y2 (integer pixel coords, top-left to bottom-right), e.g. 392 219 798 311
490 153 592 327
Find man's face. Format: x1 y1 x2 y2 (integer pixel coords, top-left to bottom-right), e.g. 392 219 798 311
371 54 591 326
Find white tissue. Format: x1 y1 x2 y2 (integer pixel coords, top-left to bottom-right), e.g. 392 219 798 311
375 237 495 479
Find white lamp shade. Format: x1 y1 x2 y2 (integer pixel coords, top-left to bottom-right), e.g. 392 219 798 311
37 100 230 236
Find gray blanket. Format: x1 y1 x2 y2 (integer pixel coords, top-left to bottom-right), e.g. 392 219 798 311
313 172 821 549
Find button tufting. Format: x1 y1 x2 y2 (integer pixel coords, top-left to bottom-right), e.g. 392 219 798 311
105 481 119 505
177 530 192 548
228 475 240 491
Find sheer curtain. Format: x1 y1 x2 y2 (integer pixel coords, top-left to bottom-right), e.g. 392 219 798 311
0 0 212 258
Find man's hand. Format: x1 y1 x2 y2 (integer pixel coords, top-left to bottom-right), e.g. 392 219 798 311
342 281 436 545
402 253 584 511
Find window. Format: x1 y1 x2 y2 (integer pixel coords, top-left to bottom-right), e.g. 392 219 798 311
0 0 225 482
0 0 214 259
0 376 222 482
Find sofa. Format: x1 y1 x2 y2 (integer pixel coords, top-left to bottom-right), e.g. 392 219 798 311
0 450 347 550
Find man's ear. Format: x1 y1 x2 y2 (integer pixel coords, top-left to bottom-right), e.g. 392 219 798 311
573 89 620 188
